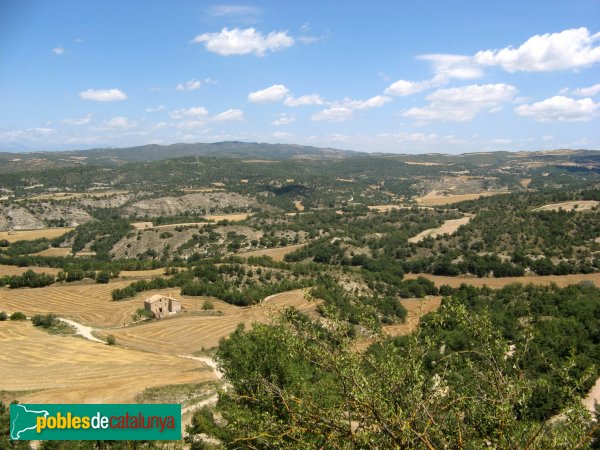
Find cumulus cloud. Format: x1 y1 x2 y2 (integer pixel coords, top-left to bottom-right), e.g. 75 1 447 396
272 113 296 126
104 117 137 129
474 27 600 72
52 47 65 55
312 95 390 122
248 84 290 102
404 83 517 122
192 28 294 56
419 54 484 81
79 88 128 102
169 107 209 119
385 79 432 96
283 94 324 106
571 83 600 97
515 96 599 121
214 108 245 121
145 105 165 113
176 80 202 91
61 114 92 125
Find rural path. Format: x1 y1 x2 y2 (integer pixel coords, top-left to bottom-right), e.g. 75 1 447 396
583 377 600 416
58 317 105 344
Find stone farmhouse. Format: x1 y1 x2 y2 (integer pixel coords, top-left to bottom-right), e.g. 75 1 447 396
144 294 182 319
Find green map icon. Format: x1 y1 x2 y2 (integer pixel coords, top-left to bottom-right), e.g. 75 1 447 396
10 404 49 440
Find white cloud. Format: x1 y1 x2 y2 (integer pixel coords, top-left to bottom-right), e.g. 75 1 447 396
52 47 65 55
248 84 290 102
214 108 245 121
385 79 431 96
283 94 324 106
571 83 600 97
104 117 137 129
61 114 92 125
404 83 517 122
192 28 294 56
169 107 209 119
515 96 599 121
474 27 600 72
272 131 294 139
418 54 484 81
311 106 354 122
272 113 296 126
79 88 127 102
176 80 202 91
145 105 165 113
312 95 391 122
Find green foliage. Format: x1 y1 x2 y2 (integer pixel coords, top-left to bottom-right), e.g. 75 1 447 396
95 270 110 284
31 313 58 328
5 270 55 288
5 238 50 256
0 311 7 321
189 305 598 448
9 311 26 321
106 335 116 346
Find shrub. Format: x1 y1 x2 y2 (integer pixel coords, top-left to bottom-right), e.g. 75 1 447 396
106 335 117 346
31 313 57 328
96 271 110 284
0 311 7 321
202 299 215 311
10 311 26 321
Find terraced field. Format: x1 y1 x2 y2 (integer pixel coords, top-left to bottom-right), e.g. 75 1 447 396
0 227 74 243
97 289 319 353
0 321 213 404
0 264 61 277
0 280 141 326
408 215 472 243
238 243 306 261
404 272 600 288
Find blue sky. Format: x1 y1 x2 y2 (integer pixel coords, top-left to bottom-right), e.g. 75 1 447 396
0 0 599 153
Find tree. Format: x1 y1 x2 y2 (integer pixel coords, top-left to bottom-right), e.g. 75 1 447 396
187 303 598 448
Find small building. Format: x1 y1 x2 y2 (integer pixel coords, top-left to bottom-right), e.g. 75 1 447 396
144 294 182 319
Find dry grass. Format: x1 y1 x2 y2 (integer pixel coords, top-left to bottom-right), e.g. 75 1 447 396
152 222 209 230
0 227 74 243
241 160 275 163
0 321 214 404
415 191 506 206
132 221 153 230
404 161 443 166
205 213 251 222
408 216 472 243
33 247 72 257
238 243 306 261
533 200 599 212
181 188 225 193
355 296 442 351
119 268 168 278
27 190 128 201
404 272 600 288
294 200 305 211
520 178 532 188
98 289 319 353
0 280 144 327
0 264 61 277
368 205 401 212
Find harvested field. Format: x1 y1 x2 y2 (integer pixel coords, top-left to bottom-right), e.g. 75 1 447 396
355 296 442 351
0 280 145 327
205 213 251 222
415 191 506 205
27 190 128 201
132 221 153 230
520 178 532 188
368 204 401 212
294 200 305 211
408 216 472 243
119 268 167 278
0 264 61 277
533 200 599 212
404 272 600 289
0 227 74 243
75 251 96 257
238 243 306 261
151 222 209 230
0 321 213 404
98 289 319 353
33 247 72 257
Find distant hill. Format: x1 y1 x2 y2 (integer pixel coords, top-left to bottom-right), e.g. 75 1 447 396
0 141 364 171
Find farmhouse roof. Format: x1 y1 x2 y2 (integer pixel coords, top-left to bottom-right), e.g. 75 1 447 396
145 294 177 303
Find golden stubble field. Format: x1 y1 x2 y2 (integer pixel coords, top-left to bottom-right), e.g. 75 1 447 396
0 321 213 404
238 243 306 261
97 289 320 353
404 272 600 288
0 227 74 243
